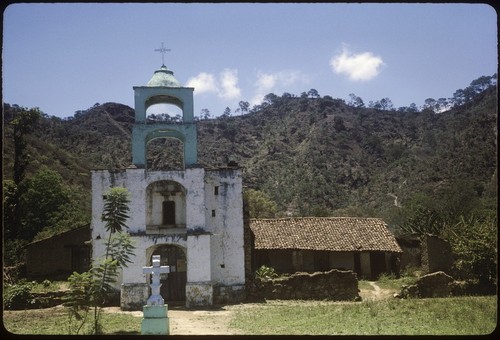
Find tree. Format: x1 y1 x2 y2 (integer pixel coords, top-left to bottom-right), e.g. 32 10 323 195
3 180 18 240
408 103 419 112
263 93 279 105
238 101 250 114
368 100 383 110
333 116 346 132
379 97 393 111
469 75 494 94
244 189 277 218
8 108 41 243
436 98 449 112
201 108 211 120
347 93 365 108
222 107 231 118
443 215 497 290
307 89 320 98
11 108 41 185
18 168 71 241
65 187 135 335
422 98 438 113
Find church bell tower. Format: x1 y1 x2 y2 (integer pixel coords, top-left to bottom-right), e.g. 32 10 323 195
131 50 196 168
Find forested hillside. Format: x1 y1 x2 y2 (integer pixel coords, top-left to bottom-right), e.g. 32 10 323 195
2 75 497 259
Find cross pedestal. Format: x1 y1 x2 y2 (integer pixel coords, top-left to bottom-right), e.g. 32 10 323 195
141 255 170 335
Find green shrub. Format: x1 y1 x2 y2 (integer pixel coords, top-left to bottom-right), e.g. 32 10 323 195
3 281 36 310
255 265 278 280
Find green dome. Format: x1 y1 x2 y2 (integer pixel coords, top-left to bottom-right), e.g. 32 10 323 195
147 65 181 87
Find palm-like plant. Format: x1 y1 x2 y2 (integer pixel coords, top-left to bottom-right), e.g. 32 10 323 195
65 187 135 334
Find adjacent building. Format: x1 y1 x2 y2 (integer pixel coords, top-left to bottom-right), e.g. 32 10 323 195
249 217 402 279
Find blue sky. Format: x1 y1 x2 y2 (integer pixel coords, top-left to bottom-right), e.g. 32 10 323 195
2 3 497 118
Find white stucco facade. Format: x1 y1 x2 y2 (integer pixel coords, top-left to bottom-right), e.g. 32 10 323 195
91 167 245 309
91 65 245 310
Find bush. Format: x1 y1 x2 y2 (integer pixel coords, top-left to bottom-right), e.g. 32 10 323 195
255 265 278 280
3 281 36 310
443 215 497 289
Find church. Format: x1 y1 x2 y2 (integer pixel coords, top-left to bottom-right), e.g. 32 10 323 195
90 60 246 310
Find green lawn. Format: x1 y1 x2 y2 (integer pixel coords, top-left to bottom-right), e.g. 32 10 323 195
3 308 142 335
4 296 496 335
230 296 497 335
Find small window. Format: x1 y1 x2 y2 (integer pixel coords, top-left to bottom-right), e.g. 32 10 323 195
212 209 216 217
214 186 219 195
162 201 175 225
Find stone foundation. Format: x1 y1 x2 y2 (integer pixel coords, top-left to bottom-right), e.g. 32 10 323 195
213 284 246 304
248 269 360 301
121 283 149 311
186 282 213 307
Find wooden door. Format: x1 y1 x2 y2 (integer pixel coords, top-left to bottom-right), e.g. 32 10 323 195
152 245 187 303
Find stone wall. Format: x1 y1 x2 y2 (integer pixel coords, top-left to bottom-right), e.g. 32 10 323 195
421 235 454 274
397 271 454 298
248 269 360 301
213 284 246 304
121 283 149 311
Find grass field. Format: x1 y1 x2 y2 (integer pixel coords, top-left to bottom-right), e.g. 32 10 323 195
229 296 497 335
3 295 496 335
3 308 142 335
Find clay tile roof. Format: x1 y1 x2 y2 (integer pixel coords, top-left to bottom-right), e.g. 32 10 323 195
250 217 402 253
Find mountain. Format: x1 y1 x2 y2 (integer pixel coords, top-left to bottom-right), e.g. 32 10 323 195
2 85 497 226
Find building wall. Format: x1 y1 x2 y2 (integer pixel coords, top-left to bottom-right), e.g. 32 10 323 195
359 252 372 278
26 227 90 280
204 169 245 287
330 252 355 271
421 234 454 274
91 167 245 309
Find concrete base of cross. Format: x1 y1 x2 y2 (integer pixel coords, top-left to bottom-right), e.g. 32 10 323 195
141 305 169 335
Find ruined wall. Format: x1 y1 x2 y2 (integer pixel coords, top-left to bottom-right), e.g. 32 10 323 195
248 269 360 301
397 271 454 298
421 234 454 274
396 234 421 270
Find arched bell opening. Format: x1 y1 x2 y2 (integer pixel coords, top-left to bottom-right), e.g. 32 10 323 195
146 137 184 171
146 102 184 124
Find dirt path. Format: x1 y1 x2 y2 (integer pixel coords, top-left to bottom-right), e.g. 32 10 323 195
104 283 396 335
103 305 242 335
169 308 242 335
359 281 395 301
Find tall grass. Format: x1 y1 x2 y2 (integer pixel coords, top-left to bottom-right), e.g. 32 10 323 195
3 309 141 335
230 296 496 335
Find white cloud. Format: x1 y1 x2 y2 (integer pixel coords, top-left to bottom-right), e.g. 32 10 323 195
218 68 241 100
330 46 385 81
251 70 309 106
186 69 241 101
186 72 217 94
256 72 278 92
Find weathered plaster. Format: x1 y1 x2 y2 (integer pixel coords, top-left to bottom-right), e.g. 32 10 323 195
91 167 245 308
91 66 244 309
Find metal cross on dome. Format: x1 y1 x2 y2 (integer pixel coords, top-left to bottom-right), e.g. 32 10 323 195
155 42 171 67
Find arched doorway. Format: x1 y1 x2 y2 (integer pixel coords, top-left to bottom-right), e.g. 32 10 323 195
151 245 187 304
